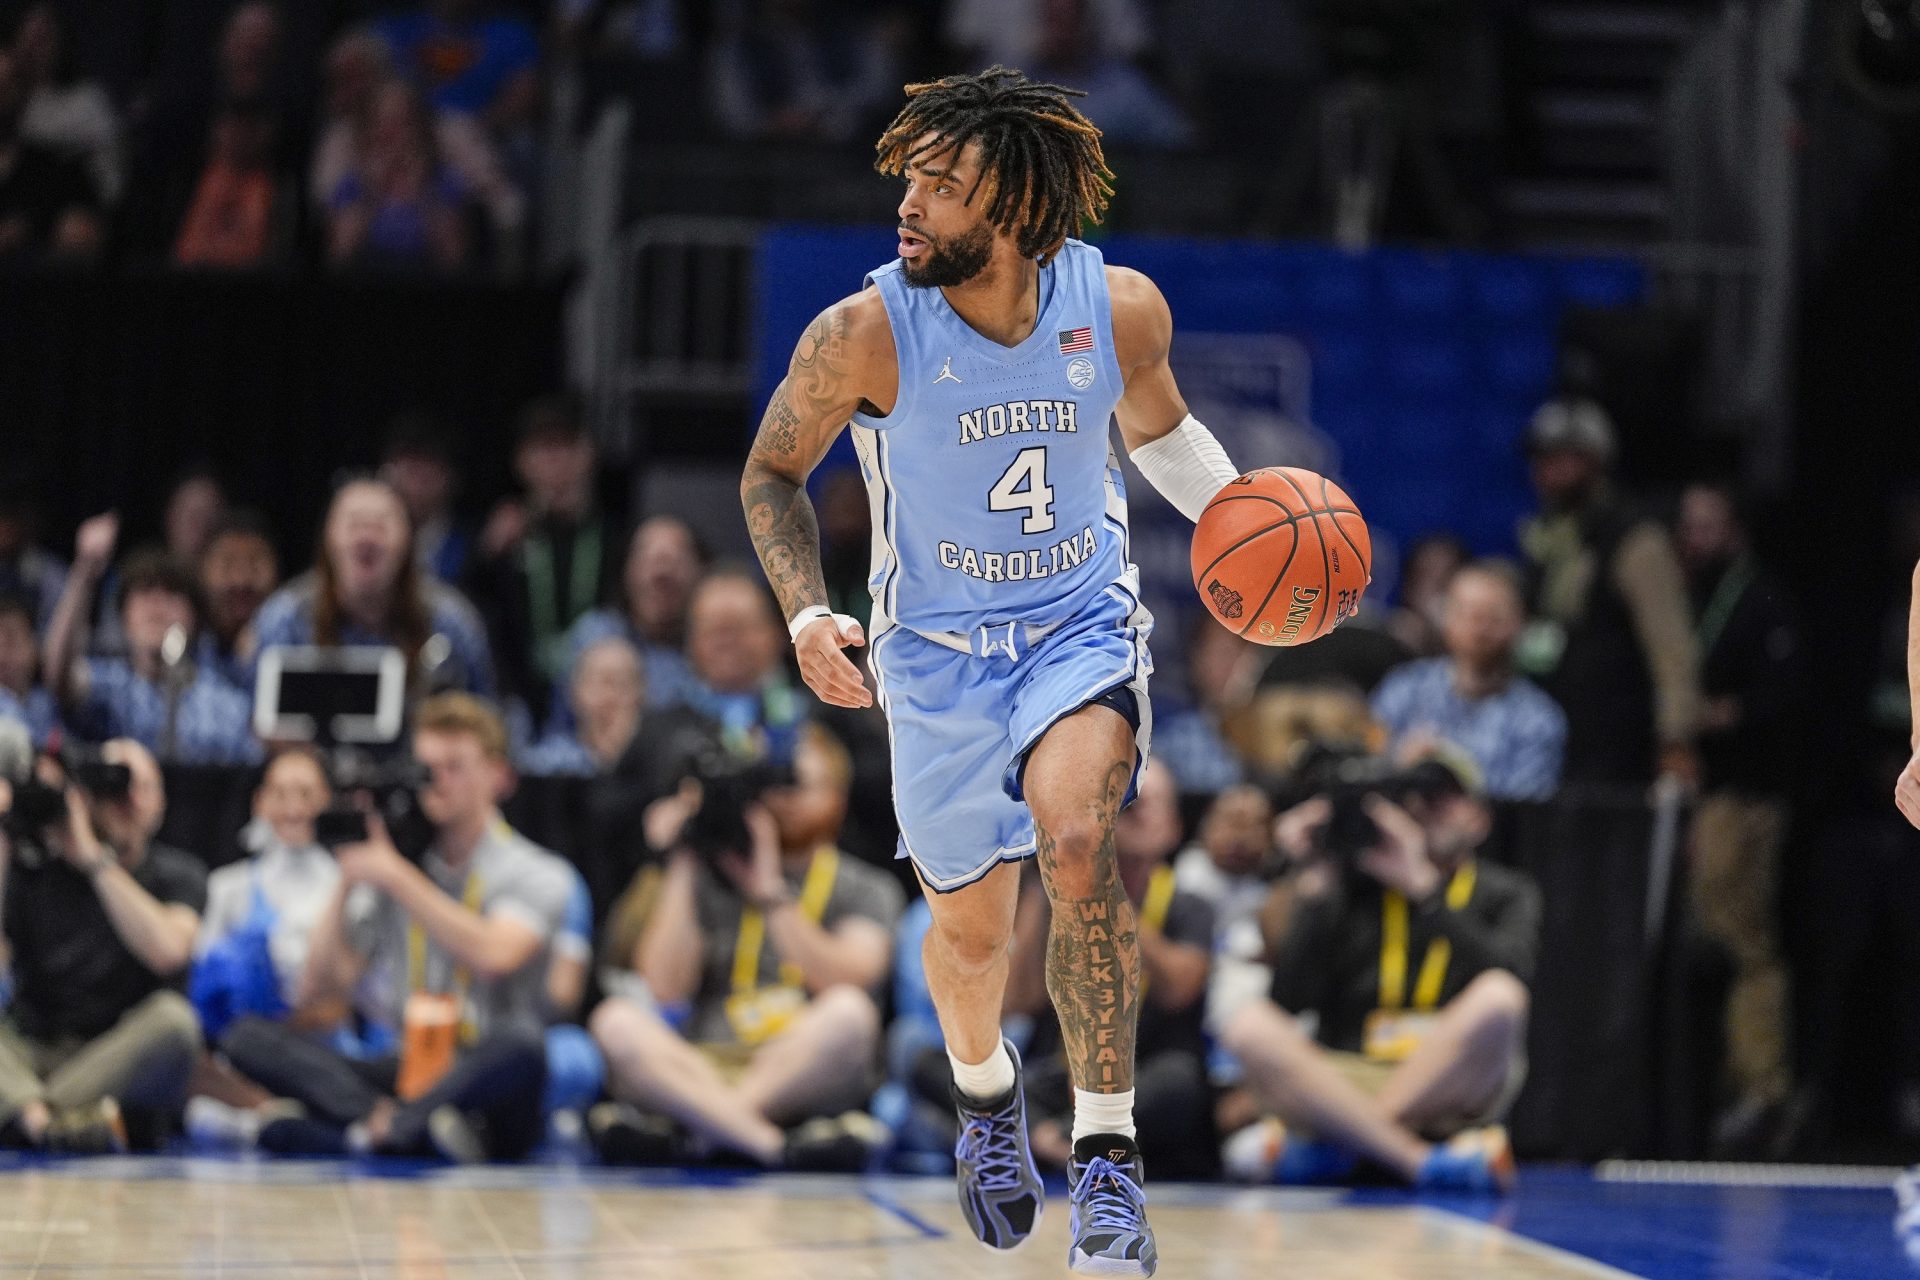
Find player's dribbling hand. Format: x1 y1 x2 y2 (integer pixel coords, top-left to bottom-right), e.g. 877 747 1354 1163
795 615 873 708
1897 754 1920 830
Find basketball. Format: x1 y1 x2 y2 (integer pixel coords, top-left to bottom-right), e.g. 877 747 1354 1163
1190 467 1372 647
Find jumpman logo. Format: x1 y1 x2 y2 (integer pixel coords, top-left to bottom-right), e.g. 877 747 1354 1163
933 356 962 385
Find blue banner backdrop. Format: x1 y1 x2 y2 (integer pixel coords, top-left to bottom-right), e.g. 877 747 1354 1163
753 226 1644 670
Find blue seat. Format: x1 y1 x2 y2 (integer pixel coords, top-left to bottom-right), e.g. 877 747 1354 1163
1467 256 1554 323
1295 250 1372 320
1379 250 1463 319
1384 335 1472 394
1483 332 1560 398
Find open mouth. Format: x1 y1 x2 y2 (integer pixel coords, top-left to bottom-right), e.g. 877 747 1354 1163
898 228 929 259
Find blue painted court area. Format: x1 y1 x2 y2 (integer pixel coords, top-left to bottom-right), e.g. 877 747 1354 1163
1438 1167 1913 1280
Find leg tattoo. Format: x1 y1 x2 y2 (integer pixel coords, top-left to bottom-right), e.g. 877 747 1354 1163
1035 761 1140 1094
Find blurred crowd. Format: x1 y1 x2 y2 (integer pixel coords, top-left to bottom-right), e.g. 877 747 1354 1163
0 0 1493 273
0 378 1829 1177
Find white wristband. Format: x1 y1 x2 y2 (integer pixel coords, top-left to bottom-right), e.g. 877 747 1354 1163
787 605 833 641
1130 414 1241 522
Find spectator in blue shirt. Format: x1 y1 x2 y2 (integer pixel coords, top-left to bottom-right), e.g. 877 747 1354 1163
0 594 59 747
562 515 705 718
1371 562 1566 802
517 635 644 777
196 511 280 694
44 522 259 766
251 477 493 701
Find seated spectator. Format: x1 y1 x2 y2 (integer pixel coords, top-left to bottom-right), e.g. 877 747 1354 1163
312 32 524 260
1371 561 1567 801
1003 760 1217 1177
589 725 901 1169
9 4 121 204
374 0 540 135
171 100 292 270
325 81 474 275
565 514 705 714
1385 533 1468 659
706 0 905 143
1173 781 1275 950
1217 750 1535 1191
0 47 102 263
468 399 620 728
196 511 280 694
0 740 206 1152
1029 0 1194 150
252 477 494 701
44 517 260 766
219 694 571 1162
378 416 471 584
517 636 644 776
0 484 65 632
125 2 305 260
190 747 340 1041
680 569 807 750
0 594 59 746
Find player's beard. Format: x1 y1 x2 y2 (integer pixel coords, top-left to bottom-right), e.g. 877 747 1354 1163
900 222 994 288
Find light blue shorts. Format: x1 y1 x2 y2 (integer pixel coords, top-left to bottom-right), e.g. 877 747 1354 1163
869 585 1154 894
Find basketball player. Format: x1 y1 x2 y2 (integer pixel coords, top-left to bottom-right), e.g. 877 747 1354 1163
741 69 1243 1277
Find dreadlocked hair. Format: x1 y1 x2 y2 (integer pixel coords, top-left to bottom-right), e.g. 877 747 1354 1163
874 66 1114 265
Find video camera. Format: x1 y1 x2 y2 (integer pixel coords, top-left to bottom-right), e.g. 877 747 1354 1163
675 745 794 865
1282 744 1468 865
251 644 432 857
0 743 135 870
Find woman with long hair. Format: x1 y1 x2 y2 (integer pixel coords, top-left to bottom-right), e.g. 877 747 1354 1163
250 478 493 702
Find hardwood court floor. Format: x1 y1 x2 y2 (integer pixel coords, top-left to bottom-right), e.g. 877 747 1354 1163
0 1158 1643 1280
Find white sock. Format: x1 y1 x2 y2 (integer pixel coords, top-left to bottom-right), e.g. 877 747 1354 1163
949 1042 1016 1103
1072 1088 1137 1144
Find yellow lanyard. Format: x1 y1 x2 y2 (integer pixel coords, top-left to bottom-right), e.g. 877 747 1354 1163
730 848 840 994
1140 865 1176 934
408 826 508 998
1378 862 1477 1012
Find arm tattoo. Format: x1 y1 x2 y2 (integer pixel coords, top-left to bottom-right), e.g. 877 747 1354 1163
741 305 857 621
1035 761 1142 1095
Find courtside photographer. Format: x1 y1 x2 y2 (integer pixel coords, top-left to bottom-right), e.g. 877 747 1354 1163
1215 744 1537 1192
0 731 205 1152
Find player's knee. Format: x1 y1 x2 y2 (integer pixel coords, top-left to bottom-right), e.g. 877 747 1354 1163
1035 818 1105 888
931 917 1007 975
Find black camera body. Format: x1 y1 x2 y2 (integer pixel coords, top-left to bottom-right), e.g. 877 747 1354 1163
0 745 136 870
1286 746 1465 864
677 747 792 864
313 751 434 859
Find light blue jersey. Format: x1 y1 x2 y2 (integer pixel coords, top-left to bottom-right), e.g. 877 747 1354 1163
850 239 1138 643
849 240 1155 893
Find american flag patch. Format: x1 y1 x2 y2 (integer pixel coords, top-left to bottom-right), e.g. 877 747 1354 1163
1057 327 1094 355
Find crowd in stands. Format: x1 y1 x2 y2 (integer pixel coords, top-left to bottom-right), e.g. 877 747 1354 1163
0 0 1505 274
0 382 1818 1176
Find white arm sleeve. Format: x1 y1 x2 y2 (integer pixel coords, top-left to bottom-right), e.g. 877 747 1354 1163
1130 415 1241 522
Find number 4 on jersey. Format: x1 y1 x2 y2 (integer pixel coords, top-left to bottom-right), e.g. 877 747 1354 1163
988 447 1055 534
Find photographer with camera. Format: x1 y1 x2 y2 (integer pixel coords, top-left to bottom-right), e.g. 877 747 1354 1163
218 693 571 1162
1216 747 1537 1192
0 737 206 1153
589 724 902 1170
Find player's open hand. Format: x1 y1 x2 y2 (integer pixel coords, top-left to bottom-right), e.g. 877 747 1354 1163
794 614 872 708
1897 753 1920 829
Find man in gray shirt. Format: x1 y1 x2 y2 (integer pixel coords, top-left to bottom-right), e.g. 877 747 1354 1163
591 725 903 1168
220 694 572 1162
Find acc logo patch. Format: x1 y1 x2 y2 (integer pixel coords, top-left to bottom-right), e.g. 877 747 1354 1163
1207 579 1244 619
1066 357 1095 389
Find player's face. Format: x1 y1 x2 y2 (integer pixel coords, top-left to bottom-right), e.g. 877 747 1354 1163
896 138 997 288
